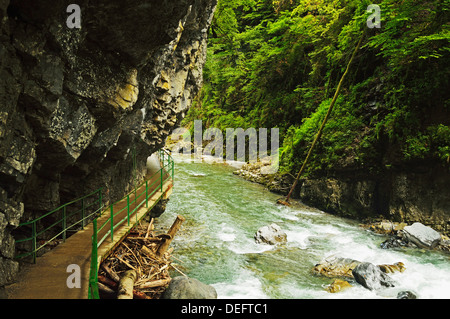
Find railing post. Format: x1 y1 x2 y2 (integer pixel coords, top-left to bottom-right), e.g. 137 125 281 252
110 204 114 242
89 218 99 299
62 206 67 242
92 218 98 250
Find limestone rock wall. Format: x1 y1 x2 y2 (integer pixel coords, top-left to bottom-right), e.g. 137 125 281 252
0 0 216 287
299 164 450 235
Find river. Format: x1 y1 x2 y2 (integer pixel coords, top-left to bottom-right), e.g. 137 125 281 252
156 154 450 299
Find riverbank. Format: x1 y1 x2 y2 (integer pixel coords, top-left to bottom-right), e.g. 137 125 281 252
233 160 450 238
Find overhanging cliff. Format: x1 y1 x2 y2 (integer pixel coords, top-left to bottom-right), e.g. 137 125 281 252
0 0 217 288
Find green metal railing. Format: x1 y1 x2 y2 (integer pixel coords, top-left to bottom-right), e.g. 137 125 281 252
88 149 174 299
15 188 104 263
13 149 174 299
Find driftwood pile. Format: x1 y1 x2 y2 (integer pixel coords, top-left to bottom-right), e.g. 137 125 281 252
98 215 186 299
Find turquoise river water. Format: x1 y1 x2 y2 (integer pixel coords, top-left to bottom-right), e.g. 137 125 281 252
156 154 450 299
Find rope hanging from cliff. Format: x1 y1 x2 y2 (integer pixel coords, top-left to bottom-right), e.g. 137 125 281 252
279 32 365 206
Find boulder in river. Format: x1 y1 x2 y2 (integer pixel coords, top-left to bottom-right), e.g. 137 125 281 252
380 236 411 249
161 276 217 299
352 262 396 291
313 256 407 281
312 256 361 278
438 235 450 252
254 223 287 245
362 220 407 235
326 279 353 293
397 291 417 299
378 262 406 274
401 222 442 249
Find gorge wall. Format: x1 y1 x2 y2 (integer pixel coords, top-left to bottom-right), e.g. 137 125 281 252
0 0 217 289
236 158 450 235
299 165 450 235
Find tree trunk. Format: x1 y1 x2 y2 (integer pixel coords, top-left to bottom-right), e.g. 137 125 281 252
137 278 171 289
283 32 365 204
156 215 185 257
117 270 137 299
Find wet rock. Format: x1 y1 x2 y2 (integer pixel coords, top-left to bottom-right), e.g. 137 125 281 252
401 222 442 249
397 291 417 299
233 161 294 196
379 222 450 253
313 256 361 278
380 236 411 249
313 256 406 282
254 223 287 245
362 220 407 235
378 262 406 274
437 235 450 253
352 262 396 290
326 279 352 293
161 276 217 299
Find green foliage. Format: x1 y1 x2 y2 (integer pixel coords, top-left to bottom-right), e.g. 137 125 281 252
403 125 450 162
184 0 450 174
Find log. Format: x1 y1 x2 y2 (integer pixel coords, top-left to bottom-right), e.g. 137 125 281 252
170 263 188 277
99 273 149 299
137 278 171 289
133 290 151 300
145 218 155 239
98 282 116 298
117 270 137 299
156 215 185 257
117 255 137 270
157 234 172 240
141 245 155 258
101 263 120 283
98 275 118 289
126 237 163 242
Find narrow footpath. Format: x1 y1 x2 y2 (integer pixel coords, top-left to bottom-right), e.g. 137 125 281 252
6 155 173 299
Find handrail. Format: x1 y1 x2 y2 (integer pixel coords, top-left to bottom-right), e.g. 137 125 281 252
88 149 174 299
12 149 174 298
17 188 103 226
15 188 103 263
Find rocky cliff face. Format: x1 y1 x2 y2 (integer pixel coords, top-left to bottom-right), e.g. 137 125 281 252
234 159 449 236
0 0 216 288
299 164 450 235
